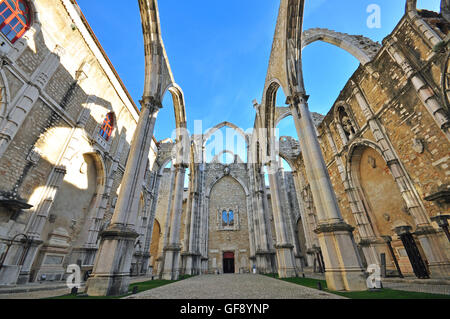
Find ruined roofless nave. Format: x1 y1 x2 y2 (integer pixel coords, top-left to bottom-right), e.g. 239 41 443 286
0 0 448 296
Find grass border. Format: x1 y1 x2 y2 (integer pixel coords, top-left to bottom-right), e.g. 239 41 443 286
264 274 450 299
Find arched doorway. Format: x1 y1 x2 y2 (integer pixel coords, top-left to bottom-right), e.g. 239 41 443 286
223 252 235 274
351 144 429 277
149 219 161 274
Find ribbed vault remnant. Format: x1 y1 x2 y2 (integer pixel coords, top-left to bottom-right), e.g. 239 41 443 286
302 28 382 65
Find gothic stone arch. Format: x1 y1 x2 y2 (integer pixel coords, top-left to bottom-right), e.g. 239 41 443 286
302 28 381 65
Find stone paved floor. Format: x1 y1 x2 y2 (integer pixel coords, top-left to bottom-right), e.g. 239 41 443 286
126 274 345 299
382 282 450 295
0 276 149 299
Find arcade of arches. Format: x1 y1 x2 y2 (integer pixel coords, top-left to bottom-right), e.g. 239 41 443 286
0 0 449 296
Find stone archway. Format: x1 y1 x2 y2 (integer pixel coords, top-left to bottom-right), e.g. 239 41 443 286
207 175 250 274
31 152 101 282
149 218 161 274
301 28 381 65
349 144 424 276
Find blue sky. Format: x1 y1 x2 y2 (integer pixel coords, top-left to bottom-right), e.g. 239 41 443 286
76 0 441 143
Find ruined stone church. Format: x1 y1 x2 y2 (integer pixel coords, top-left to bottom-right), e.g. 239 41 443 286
0 0 449 296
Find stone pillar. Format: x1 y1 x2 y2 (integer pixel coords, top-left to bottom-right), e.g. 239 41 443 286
86 98 160 296
142 172 162 276
16 165 67 283
278 166 303 272
291 169 315 267
253 166 273 273
161 163 187 280
182 163 201 275
385 37 450 141
266 160 297 278
290 93 367 291
352 82 450 277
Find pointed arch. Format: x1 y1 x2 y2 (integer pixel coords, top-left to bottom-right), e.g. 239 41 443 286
205 174 249 199
275 107 293 127
162 83 187 129
301 28 381 65
202 121 248 147
139 0 187 129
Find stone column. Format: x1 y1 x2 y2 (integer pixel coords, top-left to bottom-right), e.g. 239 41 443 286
385 37 450 141
182 164 200 275
266 160 297 278
291 169 315 267
161 163 187 280
201 194 210 273
86 98 160 296
143 171 162 275
278 166 303 272
253 167 273 273
290 93 367 291
16 165 67 284
352 82 450 278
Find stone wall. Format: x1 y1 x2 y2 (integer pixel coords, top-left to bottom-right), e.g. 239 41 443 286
0 0 158 284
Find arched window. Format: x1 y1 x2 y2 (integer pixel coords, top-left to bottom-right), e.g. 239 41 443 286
336 105 357 142
0 0 31 43
99 112 114 141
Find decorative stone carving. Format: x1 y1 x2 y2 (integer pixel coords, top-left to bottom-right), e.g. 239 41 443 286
26 146 42 165
412 138 425 154
279 136 301 160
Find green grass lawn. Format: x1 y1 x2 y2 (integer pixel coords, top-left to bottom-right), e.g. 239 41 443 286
265 274 450 299
48 275 195 299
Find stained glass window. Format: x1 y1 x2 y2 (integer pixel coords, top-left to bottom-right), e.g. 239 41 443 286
222 210 228 226
228 210 234 226
0 0 31 43
221 210 236 227
99 112 114 141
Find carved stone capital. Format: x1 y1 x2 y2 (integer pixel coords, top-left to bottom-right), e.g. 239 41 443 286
314 221 355 234
140 96 163 114
274 243 294 249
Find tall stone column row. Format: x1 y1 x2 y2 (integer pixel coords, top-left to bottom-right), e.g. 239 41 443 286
157 165 176 277
161 163 187 280
351 82 450 278
251 165 275 273
277 165 303 272
290 93 367 291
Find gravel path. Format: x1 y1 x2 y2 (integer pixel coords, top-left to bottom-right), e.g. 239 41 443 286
126 274 345 299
